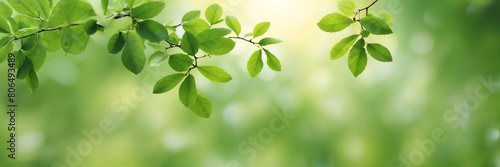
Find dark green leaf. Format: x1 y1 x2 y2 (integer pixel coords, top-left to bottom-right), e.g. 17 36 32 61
149 51 168 66
131 1 165 19
317 13 353 33
179 74 197 107
259 38 282 46
7 0 50 19
181 32 199 55
137 20 169 42
189 95 212 118
338 0 356 17
60 25 90 55
17 59 32 79
122 31 146 74
182 10 201 22
183 18 210 35
168 53 193 72
263 49 281 71
360 15 393 35
0 2 13 17
83 19 98 35
197 28 235 55
247 50 263 78
107 32 125 54
49 0 95 27
205 4 223 25
14 50 25 69
198 66 232 83
367 43 392 62
26 68 38 94
225 16 241 36
361 30 370 38
348 39 367 77
153 73 185 94
330 34 358 60
253 22 270 38
24 41 46 71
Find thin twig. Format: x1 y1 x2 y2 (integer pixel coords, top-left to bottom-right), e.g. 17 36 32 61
228 36 261 49
11 23 81 42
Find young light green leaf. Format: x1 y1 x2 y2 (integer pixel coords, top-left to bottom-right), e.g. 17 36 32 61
348 39 367 77
197 28 235 55
338 0 356 17
60 25 90 55
49 0 95 27
205 4 223 25
247 50 263 78
149 51 168 66
360 15 393 35
17 59 32 79
131 1 165 19
182 10 201 23
108 32 125 54
253 22 270 38
259 38 282 46
0 42 13 64
263 49 281 71
7 0 50 19
14 15 40 29
181 32 199 55
41 30 62 52
367 43 392 62
0 2 13 17
168 54 193 72
183 18 210 35
179 74 197 107
24 42 46 71
122 31 146 74
376 11 394 27
26 68 38 94
153 73 185 94
137 20 169 42
225 16 241 36
189 95 212 118
198 66 232 83
317 13 353 33
244 33 253 38
101 0 109 14
330 34 358 60
0 17 18 34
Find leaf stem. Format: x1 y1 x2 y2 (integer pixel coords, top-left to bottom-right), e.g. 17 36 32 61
228 36 262 49
353 0 379 31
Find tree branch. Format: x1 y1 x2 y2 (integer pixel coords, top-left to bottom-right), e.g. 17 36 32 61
12 23 81 42
228 36 261 49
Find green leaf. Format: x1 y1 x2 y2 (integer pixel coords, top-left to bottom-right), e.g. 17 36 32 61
0 17 18 34
15 27 40 37
376 11 394 27
0 43 13 64
179 74 197 107
225 16 241 36
247 50 263 78
361 30 370 38
26 68 38 94
189 95 212 118
83 19 98 35
198 66 232 83
317 13 353 33
149 51 168 66
41 30 61 52
197 28 235 55
182 10 201 22
169 33 180 44
14 50 25 69
259 38 282 46
153 73 185 94
14 15 40 29
122 31 146 74
360 15 393 35
181 32 199 55
183 18 210 35
24 41 46 71
137 20 169 42
244 33 253 38
17 59 32 79
253 22 270 38
7 0 50 19
338 0 356 17
205 4 223 25
263 49 281 71
330 34 358 60
101 0 109 14
0 2 13 17
107 32 125 54
348 39 367 77
367 43 392 62
60 25 90 55
49 0 95 27
131 1 165 19
168 53 193 72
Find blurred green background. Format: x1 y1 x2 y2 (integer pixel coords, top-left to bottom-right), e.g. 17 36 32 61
1 0 500 166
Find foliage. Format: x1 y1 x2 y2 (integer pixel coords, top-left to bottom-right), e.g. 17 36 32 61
318 0 394 77
0 0 282 118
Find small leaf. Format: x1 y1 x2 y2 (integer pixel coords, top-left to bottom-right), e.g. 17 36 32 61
101 0 109 14
0 2 13 17
348 39 367 77
0 42 13 64
168 53 193 72
189 95 212 118
225 16 241 36
153 73 185 94
131 1 165 19
179 74 197 107
181 32 199 55
259 38 282 46
263 49 281 71
376 11 394 27
0 17 18 34
122 31 146 74
183 18 210 35
253 22 270 38
137 20 169 42
367 43 392 62
17 59 32 79
197 28 235 55
338 0 356 17
360 15 393 35
41 30 62 52
26 68 38 94
317 13 353 33
182 10 201 22
244 33 253 38
7 0 50 19
83 19 98 35
107 32 125 54
198 66 232 83
361 30 370 38
247 50 263 78
49 0 95 27
330 34 358 60
149 51 168 66
205 4 223 25
60 25 90 55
